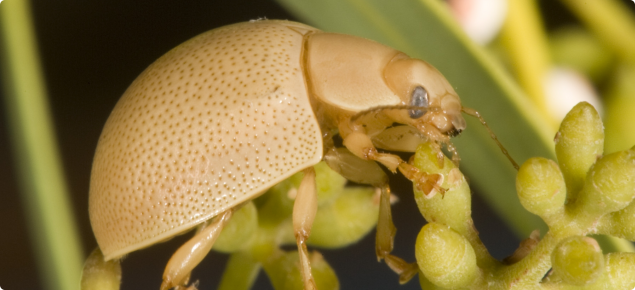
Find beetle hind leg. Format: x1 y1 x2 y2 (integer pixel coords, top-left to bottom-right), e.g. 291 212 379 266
293 167 319 290
160 209 234 290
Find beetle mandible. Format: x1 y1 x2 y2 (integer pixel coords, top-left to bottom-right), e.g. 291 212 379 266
89 19 500 290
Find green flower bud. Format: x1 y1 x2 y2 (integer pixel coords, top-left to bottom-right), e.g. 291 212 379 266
263 250 339 290
415 223 479 289
516 157 566 218
413 143 472 234
308 187 378 248
257 173 303 226
600 201 635 240
551 236 604 286
81 248 121 290
258 162 347 226
314 161 348 205
577 150 635 215
605 252 635 290
555 102 604 201
418 270 451 290
214 201 258 253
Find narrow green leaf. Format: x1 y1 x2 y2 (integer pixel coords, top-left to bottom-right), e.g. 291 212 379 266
559 0 635 65
276 0 557 236
0 1 83 290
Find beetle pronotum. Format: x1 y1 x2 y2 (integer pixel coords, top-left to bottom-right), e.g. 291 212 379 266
88 19 515 290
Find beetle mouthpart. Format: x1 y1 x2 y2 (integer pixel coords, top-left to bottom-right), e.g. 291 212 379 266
447 128 463 137
452 114 467 132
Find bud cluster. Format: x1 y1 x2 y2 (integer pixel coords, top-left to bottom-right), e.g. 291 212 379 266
413 102 635 289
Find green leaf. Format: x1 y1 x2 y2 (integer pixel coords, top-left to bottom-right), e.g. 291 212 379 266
0 2 83 290
275 0 554 237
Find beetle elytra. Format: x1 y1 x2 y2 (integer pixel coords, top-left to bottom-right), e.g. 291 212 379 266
89 19 479 289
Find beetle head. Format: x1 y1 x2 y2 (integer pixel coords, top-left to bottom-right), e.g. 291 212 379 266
383 54 466 136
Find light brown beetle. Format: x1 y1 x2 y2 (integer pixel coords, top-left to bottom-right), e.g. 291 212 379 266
89 19 482 289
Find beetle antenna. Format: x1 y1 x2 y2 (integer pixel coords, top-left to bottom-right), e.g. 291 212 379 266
350 105 429 124
461 107 519 170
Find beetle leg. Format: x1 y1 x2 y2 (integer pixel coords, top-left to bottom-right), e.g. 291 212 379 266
375 186 419 284
293 167 318 290
161 209 234 290
342 131 444 196
343 132 401 172
446 141 461 168
398 162 446 198
324 147 389 187
371 125 429 153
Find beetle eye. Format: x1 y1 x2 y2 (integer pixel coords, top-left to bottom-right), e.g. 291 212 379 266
409 86 428 119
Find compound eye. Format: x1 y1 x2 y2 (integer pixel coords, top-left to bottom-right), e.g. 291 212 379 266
409 86 428 119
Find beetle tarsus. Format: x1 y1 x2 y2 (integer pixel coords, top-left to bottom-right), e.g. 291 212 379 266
383 255 419 284
397 163 445 197
296 240 318 290
375 186 419 284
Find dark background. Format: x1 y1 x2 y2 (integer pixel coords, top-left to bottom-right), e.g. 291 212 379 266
2 0 628 289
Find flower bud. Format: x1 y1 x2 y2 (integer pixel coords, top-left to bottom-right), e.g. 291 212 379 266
259 162 347 226
600 201 635 240
516 157 566 218
605 252 635 290
214 201 258 253
413 143 472 234
314 161 348 204
577 150 635 215
308 187 378 248
555 102 604 200
81 248 122 290
415 223 479 289
263 250 339 290
551 236 604 285
418 270 450 290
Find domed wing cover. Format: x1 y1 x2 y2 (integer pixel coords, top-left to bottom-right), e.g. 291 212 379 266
89 21 323 259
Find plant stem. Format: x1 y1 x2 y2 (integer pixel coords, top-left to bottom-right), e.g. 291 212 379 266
217 252 261 290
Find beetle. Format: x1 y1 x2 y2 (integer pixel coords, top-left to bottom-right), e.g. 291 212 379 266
89 19 487 290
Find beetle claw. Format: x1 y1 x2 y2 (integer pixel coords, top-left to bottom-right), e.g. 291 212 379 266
397 163 445 197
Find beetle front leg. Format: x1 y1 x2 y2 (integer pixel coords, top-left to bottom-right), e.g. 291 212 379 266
342 131 444 197
161 209 234 290
376 186 419 284
293 167 318 290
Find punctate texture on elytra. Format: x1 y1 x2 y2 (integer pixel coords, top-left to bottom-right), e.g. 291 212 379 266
89 21 324 260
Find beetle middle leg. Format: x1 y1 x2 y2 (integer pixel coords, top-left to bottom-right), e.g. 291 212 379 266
161 209 234 290
292 167 318 290
375 186 419 284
